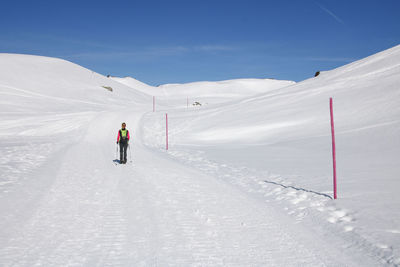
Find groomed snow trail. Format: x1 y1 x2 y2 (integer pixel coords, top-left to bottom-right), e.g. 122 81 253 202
0 110 382 266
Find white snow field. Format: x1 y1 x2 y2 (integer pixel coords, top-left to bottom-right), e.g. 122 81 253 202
0 44 399 266
111 76 295 107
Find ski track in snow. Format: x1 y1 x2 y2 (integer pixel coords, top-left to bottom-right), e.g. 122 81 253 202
157 147 398 266
0 110 390 266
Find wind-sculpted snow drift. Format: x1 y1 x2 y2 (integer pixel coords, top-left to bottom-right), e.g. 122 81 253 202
0 45 399 265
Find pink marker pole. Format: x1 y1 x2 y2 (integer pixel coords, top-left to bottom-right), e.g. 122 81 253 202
166 113 169 150
153 96 155 112
330 97 337 199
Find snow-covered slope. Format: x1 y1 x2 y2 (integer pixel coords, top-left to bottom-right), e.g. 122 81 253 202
0 54 150 114
1 46 399 265
110 76 155 93
0 53 152 139
158 78 295 98
112 76 295 106
141 45 400 264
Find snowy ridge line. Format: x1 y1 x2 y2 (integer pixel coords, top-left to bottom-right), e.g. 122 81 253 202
111 76 296 107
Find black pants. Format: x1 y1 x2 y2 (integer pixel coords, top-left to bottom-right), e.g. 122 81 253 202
119 142 128 162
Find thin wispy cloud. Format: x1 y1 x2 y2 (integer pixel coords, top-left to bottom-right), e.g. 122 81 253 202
17 33 116 50
303 56 355 62
63 44 238 61
194 45 237 52
315 2 345 25
63 48 186 61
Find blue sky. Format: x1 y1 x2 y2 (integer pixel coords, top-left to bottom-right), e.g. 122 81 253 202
1 0 399 85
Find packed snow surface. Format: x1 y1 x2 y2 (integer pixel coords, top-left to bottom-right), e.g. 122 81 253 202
0 45 399 266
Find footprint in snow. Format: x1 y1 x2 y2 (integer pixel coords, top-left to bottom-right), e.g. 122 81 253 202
327 209 354 224
344 226 354 232
386 229 400 234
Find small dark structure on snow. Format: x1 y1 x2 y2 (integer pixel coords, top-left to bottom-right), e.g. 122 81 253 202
102 86 113 92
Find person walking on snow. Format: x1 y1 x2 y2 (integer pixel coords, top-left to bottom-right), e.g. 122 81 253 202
117 122 130 164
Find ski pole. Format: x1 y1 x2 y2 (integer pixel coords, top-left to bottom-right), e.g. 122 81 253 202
128 143 132 163
116 142 119 160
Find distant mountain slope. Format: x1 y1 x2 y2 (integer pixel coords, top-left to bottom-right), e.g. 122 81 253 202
0 54 149 113
112 76 295 103
176 44 400 143
110 76 155 93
